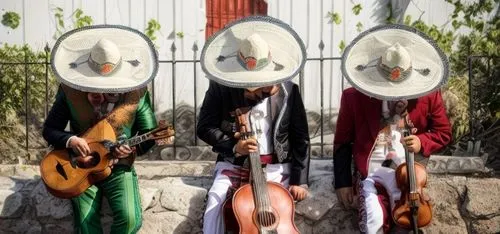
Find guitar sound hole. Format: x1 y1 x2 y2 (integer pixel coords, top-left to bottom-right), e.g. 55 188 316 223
76 152 101 168
257 211 277 227
56 162 68 180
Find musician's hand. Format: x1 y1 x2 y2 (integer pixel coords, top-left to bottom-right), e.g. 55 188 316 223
113 145 134 159
68 137 91 156
335 187 355 210
233 133 258 156
289 185 308 201
75 155 97 168
108 158 119 167
402 135 421 153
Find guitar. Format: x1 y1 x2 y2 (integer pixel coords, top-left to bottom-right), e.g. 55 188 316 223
230 108 299 234
40 119 174 199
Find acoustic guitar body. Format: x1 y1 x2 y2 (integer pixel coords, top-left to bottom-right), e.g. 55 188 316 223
232 182 299 234
40 120 116 199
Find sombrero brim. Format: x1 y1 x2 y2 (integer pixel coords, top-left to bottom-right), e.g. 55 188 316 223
51 25 158 93
341 24 449 100
201 16 306 88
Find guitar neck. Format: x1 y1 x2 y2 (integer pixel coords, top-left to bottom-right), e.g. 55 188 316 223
249 151 272 210
123 132 152 147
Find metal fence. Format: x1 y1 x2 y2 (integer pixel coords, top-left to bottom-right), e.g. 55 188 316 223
466 55 499 155
0 41 495 160
0 40 342 160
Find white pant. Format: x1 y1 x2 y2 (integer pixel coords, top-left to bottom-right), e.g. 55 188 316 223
359 167 402 234
203 161 290 234
359 126 406 234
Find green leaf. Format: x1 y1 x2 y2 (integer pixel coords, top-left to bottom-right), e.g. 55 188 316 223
338 40 345 53
1 12 21 29
75 9 82 18
356 22 363 32
145 19 162 43
475 21 484 32
352 4 363 16
404 15 412 25
58 19 64 28
326 11 342 25
452 20 461 29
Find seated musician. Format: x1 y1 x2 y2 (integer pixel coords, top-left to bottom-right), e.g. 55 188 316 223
333 25 452 233
197 16 310 233
42 25 167 234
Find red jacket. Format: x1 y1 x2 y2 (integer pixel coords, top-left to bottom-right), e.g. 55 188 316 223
333 88 451 186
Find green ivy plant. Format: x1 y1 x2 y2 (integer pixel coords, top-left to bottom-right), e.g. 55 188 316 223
53 8 93 39
73 8 93 29
327 4 364 52
53 7 65 39
352 4 363 15
356 22 364 32
0 44 57 126
326 11 342 25
1 11 21 29
392 0 499 152
145 19 161 42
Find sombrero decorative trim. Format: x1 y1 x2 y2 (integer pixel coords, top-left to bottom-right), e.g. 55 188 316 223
51 25 158 93
341 24 449 100
201 15 307 88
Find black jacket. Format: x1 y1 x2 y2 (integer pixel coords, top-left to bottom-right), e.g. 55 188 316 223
196 81 310 185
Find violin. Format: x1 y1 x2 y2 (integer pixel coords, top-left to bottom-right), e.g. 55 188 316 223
392 119 432 232
229 108 299 234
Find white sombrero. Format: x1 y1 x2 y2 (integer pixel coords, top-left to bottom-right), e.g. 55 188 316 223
341 24 448 100
51 25 158 93
201 16 306 88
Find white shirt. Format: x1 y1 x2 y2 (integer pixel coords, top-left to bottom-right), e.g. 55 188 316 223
251 97 274 154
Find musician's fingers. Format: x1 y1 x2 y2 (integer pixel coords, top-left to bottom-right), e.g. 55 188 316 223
83 142 91 155
407 145 416 153
76 145 86 157
234 132 241 139
346 191 353 205
76 141 90 155
121 145 133 153
340 194 349 209
247 145 258 151
246 138 258 146
297 191 306 201
115 147 127 155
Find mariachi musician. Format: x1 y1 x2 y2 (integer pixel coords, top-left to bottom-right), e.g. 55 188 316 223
197 16 310 233
43 25 169 234
333 24 452 233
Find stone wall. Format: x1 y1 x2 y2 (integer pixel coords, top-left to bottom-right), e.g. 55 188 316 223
1 157 499 234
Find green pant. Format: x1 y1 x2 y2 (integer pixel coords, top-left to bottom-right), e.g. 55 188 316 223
71 165 142 234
